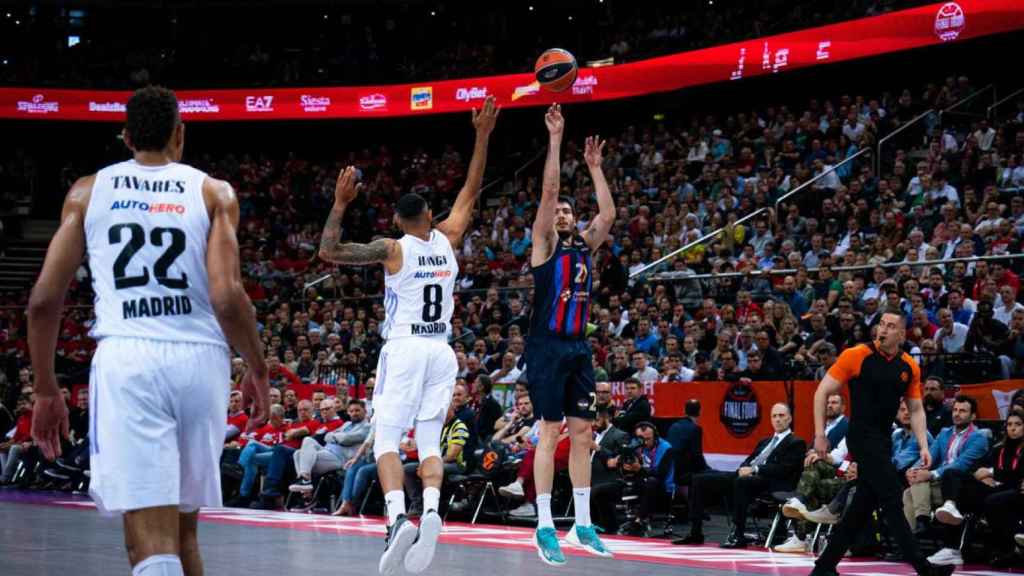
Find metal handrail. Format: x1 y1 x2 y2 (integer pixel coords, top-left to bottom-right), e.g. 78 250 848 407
988 86 1024 119
774 147 871 208
629 148 871 281
512 146 548 193
939 83 995 119
876 108 934 177
647 253 1024 282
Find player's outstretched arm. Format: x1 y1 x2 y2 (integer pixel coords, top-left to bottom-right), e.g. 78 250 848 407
531 104 563 267
319 166 401 269
205 177 269 428
581 135 615 251
27 176 92 459
437 96 499 248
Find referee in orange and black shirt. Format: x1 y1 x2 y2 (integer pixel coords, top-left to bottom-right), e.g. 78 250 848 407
809 309 953 576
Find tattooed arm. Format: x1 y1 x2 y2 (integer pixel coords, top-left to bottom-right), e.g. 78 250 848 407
318 167 402 271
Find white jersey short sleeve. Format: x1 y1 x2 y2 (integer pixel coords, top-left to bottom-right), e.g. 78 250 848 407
380 230 458 340
84 160 227 347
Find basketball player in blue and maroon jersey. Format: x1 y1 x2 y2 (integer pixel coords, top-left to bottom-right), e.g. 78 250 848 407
527 104 615 565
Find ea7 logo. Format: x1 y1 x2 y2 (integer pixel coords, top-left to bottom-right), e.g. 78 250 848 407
245 96 274 112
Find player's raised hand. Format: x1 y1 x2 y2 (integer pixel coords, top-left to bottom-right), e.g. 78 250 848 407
472 95 500 136
584 135 606 168
545 103 564 137
334 166 362 205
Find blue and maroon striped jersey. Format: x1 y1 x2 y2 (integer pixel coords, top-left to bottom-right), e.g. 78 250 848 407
529 235 593 339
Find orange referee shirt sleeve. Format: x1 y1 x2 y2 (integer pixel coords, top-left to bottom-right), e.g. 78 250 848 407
826 344 871 385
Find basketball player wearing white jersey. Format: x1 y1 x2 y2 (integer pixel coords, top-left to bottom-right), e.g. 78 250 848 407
319 96 498 576
28 87 269 576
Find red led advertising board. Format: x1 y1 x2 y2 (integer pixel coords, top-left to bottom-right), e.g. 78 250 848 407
1 0 1021 122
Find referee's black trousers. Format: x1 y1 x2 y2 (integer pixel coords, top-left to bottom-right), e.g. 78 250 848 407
816 436 927 574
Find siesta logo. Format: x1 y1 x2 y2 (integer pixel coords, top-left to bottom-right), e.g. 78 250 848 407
300 94 331 113
934 2 966 42
17 94 59 114
245 96 274 112
110 200 186 215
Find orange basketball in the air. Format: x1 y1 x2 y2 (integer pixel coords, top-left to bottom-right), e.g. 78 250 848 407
534 48 578 93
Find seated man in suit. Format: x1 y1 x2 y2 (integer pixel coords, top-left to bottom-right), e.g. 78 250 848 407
675 402 806 548
612 378 652 432
589 407 631 534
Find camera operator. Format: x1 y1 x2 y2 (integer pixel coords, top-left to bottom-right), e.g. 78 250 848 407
618 421 675 536
590 407 630 534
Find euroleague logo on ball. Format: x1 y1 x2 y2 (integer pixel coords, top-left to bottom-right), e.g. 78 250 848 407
934 2 966 42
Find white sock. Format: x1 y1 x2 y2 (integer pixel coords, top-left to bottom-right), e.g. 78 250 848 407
423 487 441 513
132 554 184 576
573 487 592 527
385 490 406 525
536 493 554 529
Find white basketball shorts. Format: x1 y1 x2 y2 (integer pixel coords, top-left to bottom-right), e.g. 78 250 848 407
372 337 458 429
88 337 230 515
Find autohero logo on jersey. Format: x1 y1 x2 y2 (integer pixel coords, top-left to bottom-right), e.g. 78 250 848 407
111 200 186 215
359 93 388 111
455 86 487 102
410 86 433 110
412 254 452 278
245 95 274 113
17 94 59 115
300 94 331 113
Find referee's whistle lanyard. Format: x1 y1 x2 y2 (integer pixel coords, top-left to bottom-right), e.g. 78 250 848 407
945 423 975 463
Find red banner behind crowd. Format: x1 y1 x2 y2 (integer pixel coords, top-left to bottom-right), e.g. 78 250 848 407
609 379 1024 458
2 1 1021 122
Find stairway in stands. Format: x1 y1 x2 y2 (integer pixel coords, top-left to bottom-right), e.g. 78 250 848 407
0 220 58 296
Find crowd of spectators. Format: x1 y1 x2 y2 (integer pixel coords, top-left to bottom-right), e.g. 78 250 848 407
1 67 1023 564
0 0 929 89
